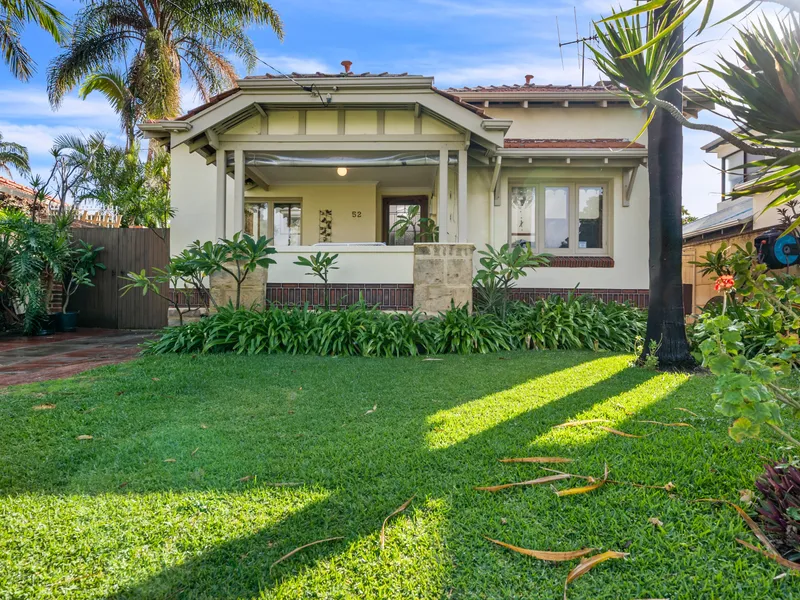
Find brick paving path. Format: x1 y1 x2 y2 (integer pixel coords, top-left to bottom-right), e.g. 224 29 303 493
0 330 154 387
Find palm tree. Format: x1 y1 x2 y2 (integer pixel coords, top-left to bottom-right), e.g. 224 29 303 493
0 131 30 177
0 0 67 80
47 0 284 120
79 71 142 150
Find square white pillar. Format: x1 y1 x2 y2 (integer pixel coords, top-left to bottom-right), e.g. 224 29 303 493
233 149 245 236
215 149 226 241
438 148 449 242
457 149 468 242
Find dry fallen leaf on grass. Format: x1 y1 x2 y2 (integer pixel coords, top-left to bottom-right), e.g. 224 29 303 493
695 499 779 555
270 537 344 571
422 358 443 361
151 377 160 381
365 404 377 415
191 447 199 457
648 517 664 528
563 550 629 599
556 464 609 497
598 426 644 438
484 536 595 561
739 489 755 506
119 481 129 488
380 495 415 551
542 468 676 493
499 457 573 464
736 538 800 571
674 407 699 417
163 458 176 463
238 475 254 483
200 424 208 429
554 419 611 428
76 435 93 441
637 420 695 429
475 473 571 492
32 403 56 410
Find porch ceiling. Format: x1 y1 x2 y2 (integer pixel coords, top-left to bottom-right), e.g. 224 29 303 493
246 164 437 187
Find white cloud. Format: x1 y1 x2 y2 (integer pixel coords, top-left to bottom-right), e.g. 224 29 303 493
430 55 597 88
0 87 118 125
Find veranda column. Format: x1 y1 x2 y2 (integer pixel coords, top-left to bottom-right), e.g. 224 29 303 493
457 149 468 242
215 149 226 241
233 149 245 235
438 148 449 242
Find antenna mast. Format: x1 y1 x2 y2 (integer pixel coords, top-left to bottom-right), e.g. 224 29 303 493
556 7 598 86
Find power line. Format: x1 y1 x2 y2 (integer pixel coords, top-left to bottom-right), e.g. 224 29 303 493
157 0 326 104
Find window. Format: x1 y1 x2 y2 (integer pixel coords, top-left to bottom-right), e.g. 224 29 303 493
383 197 428 246
244 200 302 246
721 150 766 198
508 181 608 254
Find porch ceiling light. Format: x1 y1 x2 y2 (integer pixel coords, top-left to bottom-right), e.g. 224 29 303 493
337 167 348 177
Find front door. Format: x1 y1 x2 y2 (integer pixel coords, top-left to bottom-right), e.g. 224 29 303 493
382 196 428 246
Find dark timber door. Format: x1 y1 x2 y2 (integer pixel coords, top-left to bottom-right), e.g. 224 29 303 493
382 196 428 245
70 228 170 329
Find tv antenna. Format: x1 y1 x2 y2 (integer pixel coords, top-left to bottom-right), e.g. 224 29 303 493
556 7 598 86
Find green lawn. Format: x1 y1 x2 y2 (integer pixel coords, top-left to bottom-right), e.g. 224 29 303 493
0 351 798 599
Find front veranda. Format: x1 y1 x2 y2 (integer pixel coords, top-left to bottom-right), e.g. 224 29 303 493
212 149 475 312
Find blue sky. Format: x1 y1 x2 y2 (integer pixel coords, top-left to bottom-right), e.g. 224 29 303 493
0 0 759 218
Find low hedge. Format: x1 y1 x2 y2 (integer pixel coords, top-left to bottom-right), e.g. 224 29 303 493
144 296 646 357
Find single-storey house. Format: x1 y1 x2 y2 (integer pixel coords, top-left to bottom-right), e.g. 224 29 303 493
141 63 706 312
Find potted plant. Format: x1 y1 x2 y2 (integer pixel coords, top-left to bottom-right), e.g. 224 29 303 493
58 241 105 332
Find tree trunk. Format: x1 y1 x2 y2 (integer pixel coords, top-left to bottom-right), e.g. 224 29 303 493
640 5 696 371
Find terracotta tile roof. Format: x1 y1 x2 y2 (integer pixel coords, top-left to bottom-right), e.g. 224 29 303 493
242 71 417 80
448 82 617 93
168 74 492 122
0 176 60 213
504 138 645 149
0 175 37 198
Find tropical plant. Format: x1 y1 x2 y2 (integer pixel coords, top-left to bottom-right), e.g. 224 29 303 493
389 205 438 243
592 3 696 370
0 130 29 177
682 206 697 224
473 243 550 317
213 233 276 309
121 264 197 326
293 251 338 308
61 240 105 313
0 208 72 333
78 71 143 150
592 1 800 234
0 0 66 80
507 294 646 352
756 461 800 561
47 0 284 120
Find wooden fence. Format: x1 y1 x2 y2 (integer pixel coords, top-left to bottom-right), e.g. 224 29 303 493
70 228 170 329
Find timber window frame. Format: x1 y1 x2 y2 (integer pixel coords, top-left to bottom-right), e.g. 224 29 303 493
508 180 610 256
244 198 303 246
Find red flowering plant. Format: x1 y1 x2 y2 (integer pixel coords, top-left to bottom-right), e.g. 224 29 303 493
693 244 800 446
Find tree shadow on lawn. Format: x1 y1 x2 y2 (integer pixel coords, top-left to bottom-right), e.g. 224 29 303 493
95 356 665 599
2 352 753 599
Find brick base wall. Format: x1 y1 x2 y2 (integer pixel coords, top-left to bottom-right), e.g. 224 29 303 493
266 283 414 311
508 288 649 309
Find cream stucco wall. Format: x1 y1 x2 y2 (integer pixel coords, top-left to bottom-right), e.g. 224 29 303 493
271 246 414 284
246 183 379 244
485 106 649 143
169 147 650 291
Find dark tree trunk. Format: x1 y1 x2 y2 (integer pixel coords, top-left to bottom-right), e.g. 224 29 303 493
640 5 696 371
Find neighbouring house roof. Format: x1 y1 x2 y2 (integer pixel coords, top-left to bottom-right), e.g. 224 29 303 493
0 176 59 215
175 87 241 121
503 138 645 149
448 81 616 94
683 196 753 239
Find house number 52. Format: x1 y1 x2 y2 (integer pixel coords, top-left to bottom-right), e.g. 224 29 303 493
351 211 362 218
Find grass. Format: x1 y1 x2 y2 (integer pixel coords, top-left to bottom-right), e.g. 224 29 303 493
0 351 798 599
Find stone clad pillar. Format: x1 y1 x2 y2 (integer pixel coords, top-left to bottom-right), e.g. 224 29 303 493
413 243 475 313
209 264 268 309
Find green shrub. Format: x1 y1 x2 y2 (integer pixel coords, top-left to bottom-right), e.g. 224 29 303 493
145 297 645 358
508 295 646 352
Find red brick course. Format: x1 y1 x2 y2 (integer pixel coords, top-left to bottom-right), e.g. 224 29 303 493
266 283 414 311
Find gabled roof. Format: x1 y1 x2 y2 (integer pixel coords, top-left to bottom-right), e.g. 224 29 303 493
504 138 644 149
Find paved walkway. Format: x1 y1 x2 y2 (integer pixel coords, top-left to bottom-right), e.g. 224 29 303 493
0 330 153 387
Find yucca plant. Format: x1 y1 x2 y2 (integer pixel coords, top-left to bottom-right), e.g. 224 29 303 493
755 461 800 561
